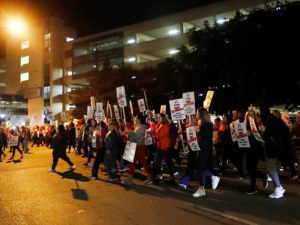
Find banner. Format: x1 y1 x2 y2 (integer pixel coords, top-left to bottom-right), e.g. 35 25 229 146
87 106 93 119
249 117 264 143
234 120 250 148
44 106 54 120
116 86 127 107
96 103 104 120
90 96 96 110
186 127 201 151
138 99 146 113
183 92 196 115
230 123 238 142
113 105 120 120
169 99 185 121
123 141 137 163
160 105 166 114
8 135 18 146
204 91 214 109
61 111 66 122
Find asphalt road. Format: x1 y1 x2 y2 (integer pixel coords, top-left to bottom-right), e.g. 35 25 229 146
0 145 300 225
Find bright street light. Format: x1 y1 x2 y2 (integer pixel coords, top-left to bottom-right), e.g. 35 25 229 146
9 20 23 33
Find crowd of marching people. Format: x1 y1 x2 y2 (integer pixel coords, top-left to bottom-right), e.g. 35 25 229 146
1 106 299 199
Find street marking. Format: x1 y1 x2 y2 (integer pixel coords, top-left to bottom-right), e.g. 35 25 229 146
185 202 259 225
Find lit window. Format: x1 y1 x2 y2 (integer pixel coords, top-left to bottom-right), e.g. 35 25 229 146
168 30 180 35
67 88 72 92
21 56 29 66
21 40 29 49
0 82 6 87
169 50 179 55
127 39 135 44
67 71 72 76
128 57 136 62
44 33 51 47
21 72 29 82
66 37 74 42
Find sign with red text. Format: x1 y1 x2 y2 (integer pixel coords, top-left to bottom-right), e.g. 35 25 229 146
249 117 264 143
230 123 238 142
116 86 127 107
169 99 185 121
186 127 200 151
8 135 18 146
183 92 196 115
234 120 250 148
138 99 146 112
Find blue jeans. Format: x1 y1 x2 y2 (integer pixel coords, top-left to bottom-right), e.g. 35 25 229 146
266 158 281 188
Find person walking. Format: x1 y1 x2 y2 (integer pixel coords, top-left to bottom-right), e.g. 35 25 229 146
48 125 75 172
0 128 7 162
7 127 24 162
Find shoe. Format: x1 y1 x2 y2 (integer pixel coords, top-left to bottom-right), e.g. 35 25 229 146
83 163 90 167
107 177 113 182
48 169 56 172
269 187 285 199
246 188 257 195
279 166 285 172
158 176 164 184
121 175 133 185
268 177 272 182
289 174 298 180
179 183 187 190
7 158 14 162
211 176 220 190
118 168 126 172
174 171 179 176
69 165 76 170
263 174 269 188
236 175 246 180
144 174 153 185
140 167 145 171
21 155 25 159
193 188 205 197
89 176 97 180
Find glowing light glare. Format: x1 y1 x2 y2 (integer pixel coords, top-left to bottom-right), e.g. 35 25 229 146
127 39 135 44
131 76 136 79
169 50 179 55
0 114 4 118
93 65 97 68
9 20 23 33
168 29 180 35
217 19 229 24
128 57 136 62
199 93 203 97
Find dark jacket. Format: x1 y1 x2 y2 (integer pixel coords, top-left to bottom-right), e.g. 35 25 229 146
199 122 213 155
263 115 286 158
52 131 69 154
0 131 6 146
105 130 119 154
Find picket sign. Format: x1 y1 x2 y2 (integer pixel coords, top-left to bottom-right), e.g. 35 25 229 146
203 91 214 110
95 103 104 120
138 99 146 113
92 130 97 148
113 105 120 120
8 135 18 146
169 99 185 121
233 120 250 148
109 104 113 118
90 96 96 110
123 141 137 163
116 86 127 107
106 101 110 118
230 123 238 142
183 92 196 115
249 117 264 143
186 126 200 151
87 106 93 119
44 106 54 120
160 105 166 114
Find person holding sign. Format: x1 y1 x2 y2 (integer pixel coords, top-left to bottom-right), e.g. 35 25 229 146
153 113 176 184
192 108 220 198
244 110 266 194
260 105 286 199
83 119 97 167
7 127 25 162
121 113 152 185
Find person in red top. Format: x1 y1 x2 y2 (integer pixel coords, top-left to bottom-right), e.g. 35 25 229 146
90 121 108 179
153 113 176 184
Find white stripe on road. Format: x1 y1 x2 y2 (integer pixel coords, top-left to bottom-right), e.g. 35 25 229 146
185 202 259 225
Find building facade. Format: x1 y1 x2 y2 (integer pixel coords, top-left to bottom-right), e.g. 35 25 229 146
0 0 289 124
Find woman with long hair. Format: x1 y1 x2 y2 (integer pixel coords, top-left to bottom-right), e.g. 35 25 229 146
104 122 120 181
121 113 152 185
153 113 176 184
192 108 220 197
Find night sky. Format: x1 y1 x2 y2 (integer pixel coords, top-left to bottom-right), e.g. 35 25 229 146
0 0 223 56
